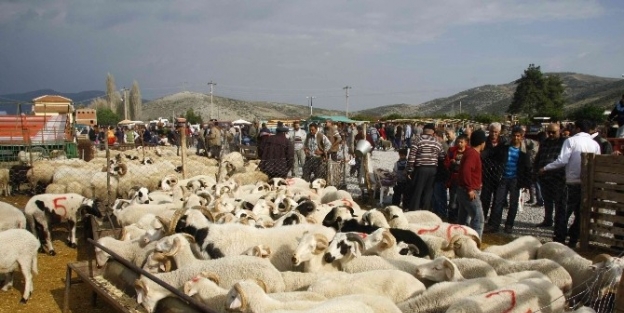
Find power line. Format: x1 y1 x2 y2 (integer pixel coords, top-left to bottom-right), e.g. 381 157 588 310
208 81 217 120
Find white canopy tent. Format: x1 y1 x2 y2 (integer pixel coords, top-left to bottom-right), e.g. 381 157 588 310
232 119 252 125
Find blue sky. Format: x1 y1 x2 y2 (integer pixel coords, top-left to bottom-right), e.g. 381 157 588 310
0 0 622 111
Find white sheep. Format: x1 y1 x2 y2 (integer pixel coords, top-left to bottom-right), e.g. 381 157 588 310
397 276 519 313
446 235 573 295
420 234 456 259
409 222 481 246
483 235 542 261
403 209 443 224
0 168 11 196
360 209 391 228
0 228 39 303
306 269 425 303
94 236 157 268
292 232 341 272
413 256 498 283
23 193 101 255
445 278 566 313
134 255 286 313
225 279 401 313
0 201 26 231
537 241 624 300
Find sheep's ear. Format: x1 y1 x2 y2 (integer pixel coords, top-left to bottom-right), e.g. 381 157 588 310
313 234 328 254
134 280 148 304
469 234 482 248
442 258 455 280
380 230 395 249
254 279 268 293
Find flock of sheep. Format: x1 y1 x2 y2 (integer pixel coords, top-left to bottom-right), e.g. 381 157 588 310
0 145 622 312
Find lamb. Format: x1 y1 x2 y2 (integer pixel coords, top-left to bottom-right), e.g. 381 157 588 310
483 235 542 261
23 193 101 255
225 279 401 313
306 269 425 303
537 241 624 300
0 228 39 303
94 236 157 268
134 255 285 313
184 274 327 313
397 276 519 313
446 235 573 295
413 256 498 283
0 201 26 231
445 278 566 313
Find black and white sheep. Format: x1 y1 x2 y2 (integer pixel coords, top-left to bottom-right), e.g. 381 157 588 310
23 193 101 255
0 228 39 303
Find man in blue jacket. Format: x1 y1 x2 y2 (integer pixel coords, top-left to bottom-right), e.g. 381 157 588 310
608 93 624 138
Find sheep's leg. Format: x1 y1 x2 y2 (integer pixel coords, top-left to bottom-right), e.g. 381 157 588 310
66 220 77 248
36 216 55 256
1 272 13 291
18 259 33 303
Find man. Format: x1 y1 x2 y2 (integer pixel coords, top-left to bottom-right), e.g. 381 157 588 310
457 129 487 238
445 134 469 224
258 122 294 179
480 122 509 220
258 122 271 146
289 121 307 177
302 123 331 182
533 123 566 228
406 123 446 211
207 120 222 159
404 123 412 148
327 125 343 161
385 122 395 148
432 130 450 220
484 126 532 234
445 128 457 147
539 120 601 248
248 121 259 144
608 94 624 138
590 121 613 155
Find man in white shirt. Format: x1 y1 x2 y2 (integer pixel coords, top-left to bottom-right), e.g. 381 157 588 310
289 121 307 177
539 119 600 248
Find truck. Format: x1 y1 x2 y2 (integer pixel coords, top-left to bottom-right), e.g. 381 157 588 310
0 114 76 161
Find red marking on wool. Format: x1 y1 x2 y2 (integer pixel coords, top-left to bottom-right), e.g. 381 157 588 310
191 276 201 282
286 179 295 186
446 224 468 241
52 197 68 219
341 198 354 207
485 290 516 313
417 224 440 235
358 233 368 239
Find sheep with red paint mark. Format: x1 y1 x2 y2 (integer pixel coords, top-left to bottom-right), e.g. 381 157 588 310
23 193 101 255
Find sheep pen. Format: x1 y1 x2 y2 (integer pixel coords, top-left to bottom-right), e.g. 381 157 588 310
0 148 621 313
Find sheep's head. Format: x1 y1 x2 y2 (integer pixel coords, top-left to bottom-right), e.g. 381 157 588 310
134 279 159 313
361 209 390 228
443 235 480 257
322 206 357 230
156 233 195 257
143 251 173 273
414 256 464 282
225 280 266 312
294 200 317 217
293 232 329 266
80 198 102 219
323 232 365 264
310 178 327 189
160 175 178 191
184 272 221 297
242 245 272 259
134 187 150 204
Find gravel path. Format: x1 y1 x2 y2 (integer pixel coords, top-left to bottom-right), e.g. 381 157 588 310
338 149 554 242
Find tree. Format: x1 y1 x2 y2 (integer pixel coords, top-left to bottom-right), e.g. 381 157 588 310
382 113 404 120
106 73 121 112
508 64 565 119
96 107 121 126
185 108 203 125
568 105 606 123
129 80 142 120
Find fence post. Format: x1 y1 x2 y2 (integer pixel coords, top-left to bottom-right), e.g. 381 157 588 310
105 138 111 208
580 153 594 251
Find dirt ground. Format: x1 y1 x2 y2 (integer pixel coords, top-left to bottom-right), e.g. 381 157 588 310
0 194 614 313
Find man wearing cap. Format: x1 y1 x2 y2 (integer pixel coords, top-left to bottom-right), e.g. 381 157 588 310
259 122 294 179
289 121 307 177
457 129 487 237
406 123 446 212
484 126 532 234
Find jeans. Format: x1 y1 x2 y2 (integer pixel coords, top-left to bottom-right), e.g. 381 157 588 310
407 165 437 211
292 149 306 176
538 177 566 225
392 182 409 206
488 177 520 230
457 188 484 238
480 176 498 220
448 182 459 223
559 184 581 245
432 180 448 220
618 125 624 138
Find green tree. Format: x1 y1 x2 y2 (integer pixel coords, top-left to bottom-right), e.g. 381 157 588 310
473 113 500 124
97 107 121 126
351 114 376 121
508 64 564 119
382 113 404 120
185 108 203 125
568 105 606 123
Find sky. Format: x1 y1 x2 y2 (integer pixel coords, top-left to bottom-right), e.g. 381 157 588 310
0 0 623 111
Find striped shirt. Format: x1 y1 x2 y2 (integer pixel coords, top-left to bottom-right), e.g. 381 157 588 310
406 134 445 172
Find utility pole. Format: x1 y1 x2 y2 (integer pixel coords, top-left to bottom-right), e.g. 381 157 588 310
307 96 316 117
121 87 129 120
459 100 462 115
208 81 217 120
343 86 352 117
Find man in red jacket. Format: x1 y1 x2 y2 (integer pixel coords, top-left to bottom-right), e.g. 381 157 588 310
457 129 487 238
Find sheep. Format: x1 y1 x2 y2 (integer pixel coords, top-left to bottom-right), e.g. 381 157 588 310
483 235 542 261
397 276 519 313
23 193 101 255
94 236 157 268
184 274 327 313
306 269 425 303
0 201 26 231
360 209 391 228
225 279 401 313
537 242 624 301
0 228 39 303
420 235 456 259
413 256 498 284
134 255 285 313
409 222 482 246
241 245 272 259
227 171 269 187
44 183 66 194
292 232 341 273
446 235 573 295
0 168 11 196
445 278 566 313
274 211 309 227
319 189 354 204
403 209 443 224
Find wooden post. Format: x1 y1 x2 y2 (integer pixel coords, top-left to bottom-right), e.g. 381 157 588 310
105 138 111 208
180 128 187 179
580 153 595 251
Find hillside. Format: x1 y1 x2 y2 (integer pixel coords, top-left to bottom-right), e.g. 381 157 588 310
357 73 624 118
141 91 345 121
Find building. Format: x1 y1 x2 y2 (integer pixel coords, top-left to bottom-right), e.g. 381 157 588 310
75 108 97 126
32 95 75 124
